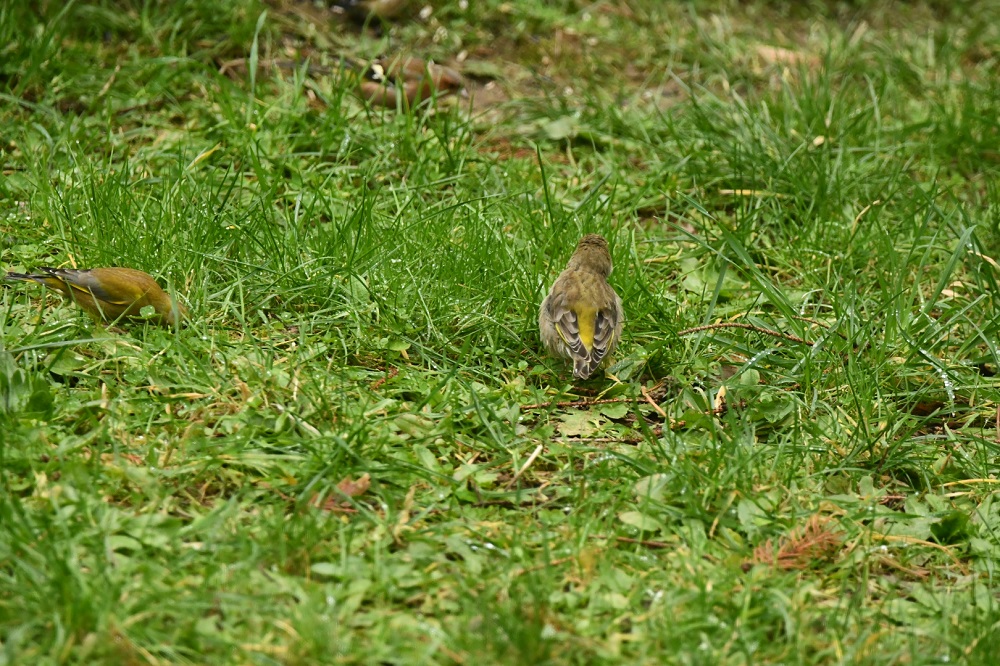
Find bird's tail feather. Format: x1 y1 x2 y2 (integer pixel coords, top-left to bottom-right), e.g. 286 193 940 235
5 272 47 283
573 357 598 380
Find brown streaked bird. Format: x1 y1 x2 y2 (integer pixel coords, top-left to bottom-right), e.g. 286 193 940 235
5 267 186 327
538 234 624 380
333 0 409 23
359 56 465 108
333 0 409 21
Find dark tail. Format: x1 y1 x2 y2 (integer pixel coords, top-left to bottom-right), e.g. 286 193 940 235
5 271 47 283
5 268 64 288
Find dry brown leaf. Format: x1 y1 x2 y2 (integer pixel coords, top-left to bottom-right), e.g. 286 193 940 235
748 514 844 570
337 473 371 498
300 474 372 513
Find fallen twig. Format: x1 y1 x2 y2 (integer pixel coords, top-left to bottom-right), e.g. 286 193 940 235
677 322 812 346
521 397 631 410
640 385 667 418
510 555 575 578
506 444 544 489
612 536 672 549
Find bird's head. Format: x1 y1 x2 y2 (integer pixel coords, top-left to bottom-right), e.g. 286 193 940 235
568 234 613 277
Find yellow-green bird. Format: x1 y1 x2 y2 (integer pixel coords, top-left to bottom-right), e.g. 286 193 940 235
5 266 186 327
539 234 624 380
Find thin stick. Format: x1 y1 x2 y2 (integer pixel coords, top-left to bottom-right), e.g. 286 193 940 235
605 536 672 549
521 397 631 410
510 555 575 578
851 199 882 233
677 322 812 346
790 315 831 329
640 385 667 418
506 444 544 489
939 478 1000 488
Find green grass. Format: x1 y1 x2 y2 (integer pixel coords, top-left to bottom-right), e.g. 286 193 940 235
3 0 1000 663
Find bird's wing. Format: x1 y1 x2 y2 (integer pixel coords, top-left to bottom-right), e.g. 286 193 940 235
590 300 622 364
548 294 589 360
41 268 139 305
